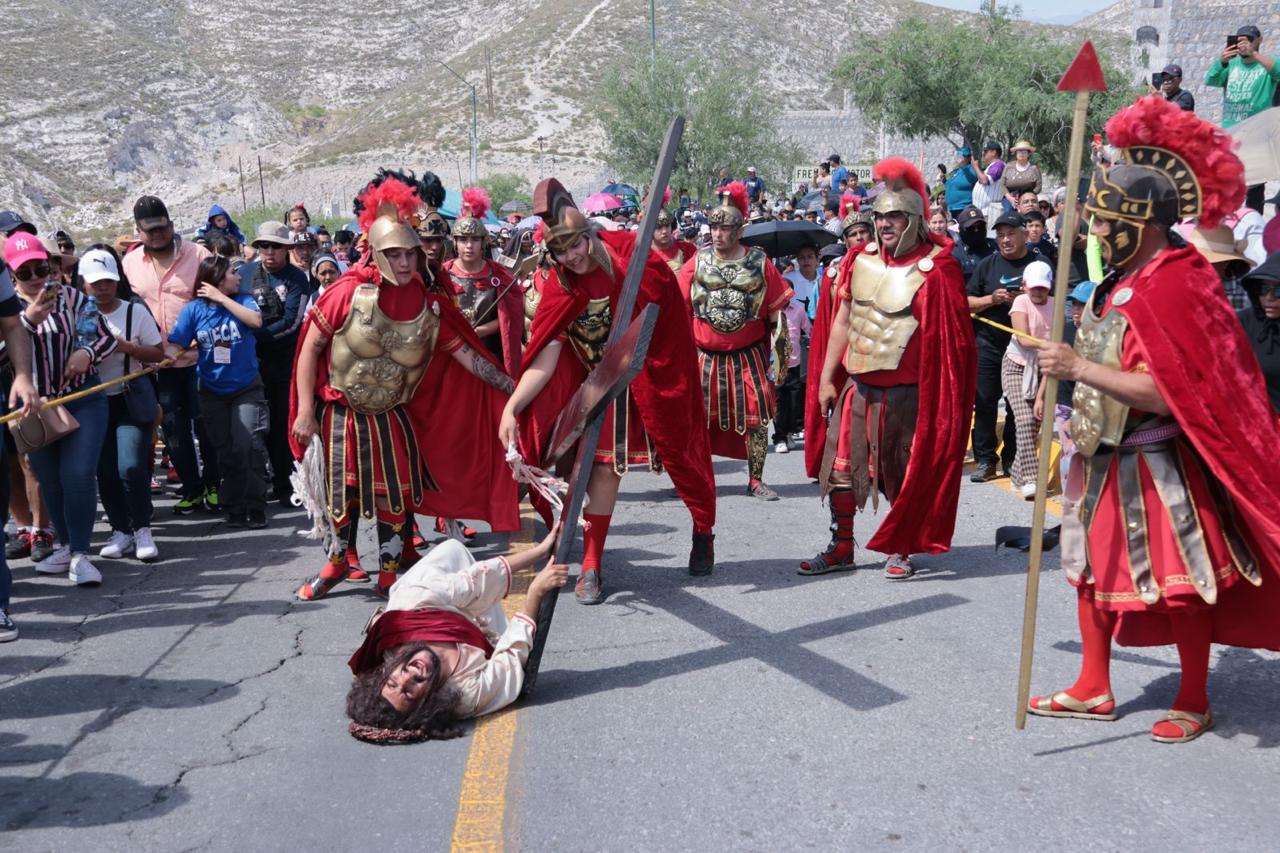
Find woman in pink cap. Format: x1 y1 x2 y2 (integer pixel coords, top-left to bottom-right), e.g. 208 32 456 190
4 233 117 587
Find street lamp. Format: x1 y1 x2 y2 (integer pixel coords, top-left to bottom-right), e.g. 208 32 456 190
536 136 546 178
439 60 478 186
649 0 657 65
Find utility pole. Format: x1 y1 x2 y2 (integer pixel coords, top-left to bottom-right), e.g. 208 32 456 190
485 47 495 117
440 60 479 186
238 156 247 212
649 0 657 65
537 136 546 178
257 154 266 207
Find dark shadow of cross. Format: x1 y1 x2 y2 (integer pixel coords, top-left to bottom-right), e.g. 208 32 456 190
530 589 969 711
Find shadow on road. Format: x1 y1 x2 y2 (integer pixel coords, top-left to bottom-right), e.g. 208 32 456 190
0 770 190 830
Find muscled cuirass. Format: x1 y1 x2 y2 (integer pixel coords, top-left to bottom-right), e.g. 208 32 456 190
450 268 500 329
690 247 768 335
568 297 612 367
663 246 688 273
329 283 438 415
1071 294 1130 457
843 245 933 374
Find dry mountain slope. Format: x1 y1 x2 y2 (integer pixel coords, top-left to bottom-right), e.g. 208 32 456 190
7 0 1089 231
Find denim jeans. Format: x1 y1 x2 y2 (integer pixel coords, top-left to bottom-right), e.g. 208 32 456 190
199 378 268 515
158 366 219 499
28 378 109 555
97 393 155 534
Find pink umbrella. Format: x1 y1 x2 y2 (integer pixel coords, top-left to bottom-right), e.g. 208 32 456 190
582 192 623 215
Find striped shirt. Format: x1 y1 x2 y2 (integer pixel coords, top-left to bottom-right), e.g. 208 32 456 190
16 284 118 397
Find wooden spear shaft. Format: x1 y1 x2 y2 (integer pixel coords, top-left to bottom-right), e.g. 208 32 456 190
1014 88 1091 729
0 348 192 427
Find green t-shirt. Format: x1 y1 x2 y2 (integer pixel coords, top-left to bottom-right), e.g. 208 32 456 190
1205 56 1280 127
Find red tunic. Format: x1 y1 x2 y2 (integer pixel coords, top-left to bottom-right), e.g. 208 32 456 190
289 263 520 532
676 248 793 458
519 231 716 533
1069 248 1280 651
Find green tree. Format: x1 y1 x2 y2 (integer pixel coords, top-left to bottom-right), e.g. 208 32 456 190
478 173 532 213
834 7 1139 177
596 48 805 202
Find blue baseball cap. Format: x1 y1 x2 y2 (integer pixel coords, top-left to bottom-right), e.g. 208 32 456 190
957 146 972 157
1069 281 1097 304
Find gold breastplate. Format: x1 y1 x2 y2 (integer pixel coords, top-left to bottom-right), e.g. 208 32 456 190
1071 294 1130 457
843 245 933 374
568 296 612 367
663 246 687 273
689 247 768 335
329 283 438 415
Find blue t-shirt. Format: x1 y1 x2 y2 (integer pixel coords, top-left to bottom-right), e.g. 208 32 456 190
831 165 849 193
944 163 979 211
168 295 261 395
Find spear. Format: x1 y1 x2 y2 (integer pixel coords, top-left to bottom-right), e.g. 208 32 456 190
1014 40 1107 730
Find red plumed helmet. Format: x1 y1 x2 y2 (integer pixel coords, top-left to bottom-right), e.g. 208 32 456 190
720 181 749 216
460 186 491 221
662 187 672 206
1103 95 1244 229
839 192 860 219
873 157 930 218
355 177 422 235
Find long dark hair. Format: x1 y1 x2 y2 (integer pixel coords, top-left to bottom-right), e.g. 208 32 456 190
345 642 464 744
195 255 232 296
86 243 136 301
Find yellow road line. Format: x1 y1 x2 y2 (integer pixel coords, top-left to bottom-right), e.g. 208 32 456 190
450 508 539 853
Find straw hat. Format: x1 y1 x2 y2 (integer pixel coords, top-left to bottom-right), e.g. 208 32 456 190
1181 224 1251 267
1011 140 1036 154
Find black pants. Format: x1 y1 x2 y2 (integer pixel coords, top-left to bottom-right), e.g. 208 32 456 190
1247 184 1265 214
258 355 295 496
972 343 1016 470
772 365 805 443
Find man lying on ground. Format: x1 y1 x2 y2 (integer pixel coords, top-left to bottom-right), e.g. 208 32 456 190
346 525 567 744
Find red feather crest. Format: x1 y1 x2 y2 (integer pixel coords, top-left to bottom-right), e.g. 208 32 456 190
355 177 422 235
1103 95 1244 229
720 181 749 216
461 186 491 220
532 220 546 244
662 187 672 206
839 192 860 219
873 157 930 218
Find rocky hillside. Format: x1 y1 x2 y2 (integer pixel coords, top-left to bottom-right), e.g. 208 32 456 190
4 0 1096 233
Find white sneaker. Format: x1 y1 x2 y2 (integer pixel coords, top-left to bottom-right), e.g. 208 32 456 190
1020 482 1038 499
134 527 159 562
99 530 135 559
70 553 102 587
0 608 17 643
774 441 790 454
34 545 72 575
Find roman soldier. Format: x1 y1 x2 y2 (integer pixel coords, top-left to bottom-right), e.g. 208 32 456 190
501 179 716 605
676 182 793 500
650 190 697 273
840 194 875 247
444 187 523 377
414 171 451 267
290 176 520 601
1028 96 1280 743
802 158 976 578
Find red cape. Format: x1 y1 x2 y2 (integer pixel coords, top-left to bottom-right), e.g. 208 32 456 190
519 230 716 533
444 258 524 378
1108 247 1280 649
805 236 976 555
348 609 493 674
289 263 520 532
805 259 850 479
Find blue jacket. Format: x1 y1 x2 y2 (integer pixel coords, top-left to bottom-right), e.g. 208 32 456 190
196 204 247 245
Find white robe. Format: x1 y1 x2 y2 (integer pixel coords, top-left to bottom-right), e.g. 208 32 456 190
385 539 537 718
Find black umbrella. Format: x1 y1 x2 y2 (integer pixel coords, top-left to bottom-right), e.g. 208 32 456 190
741 220 837 257
798 189 825 211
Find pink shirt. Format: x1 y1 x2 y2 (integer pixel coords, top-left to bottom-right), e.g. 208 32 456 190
1006 292 1053 367
783 300 810 368
122 238 210 368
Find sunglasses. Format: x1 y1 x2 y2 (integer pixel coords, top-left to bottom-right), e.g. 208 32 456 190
13 262 51 281
1260 284 1280 299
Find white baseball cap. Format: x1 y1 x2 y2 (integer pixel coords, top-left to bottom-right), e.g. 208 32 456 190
1024 259 1053 289
80 248 120 283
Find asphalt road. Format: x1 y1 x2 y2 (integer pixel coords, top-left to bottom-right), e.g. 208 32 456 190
3 447 1278 851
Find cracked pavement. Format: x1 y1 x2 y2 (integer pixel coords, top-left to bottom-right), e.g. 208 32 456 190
2 451 1279 850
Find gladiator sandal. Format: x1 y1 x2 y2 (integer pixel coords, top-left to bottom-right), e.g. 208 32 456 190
689 532 715 576
1026 691 1118 721
883 554 915 580
296 558 351 601
434 517 478 542
1151 709 1214 744
575 567 604 605
798 491 857 576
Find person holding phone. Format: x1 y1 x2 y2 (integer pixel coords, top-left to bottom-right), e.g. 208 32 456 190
1151 64 1195 112
1206 25 1280 211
